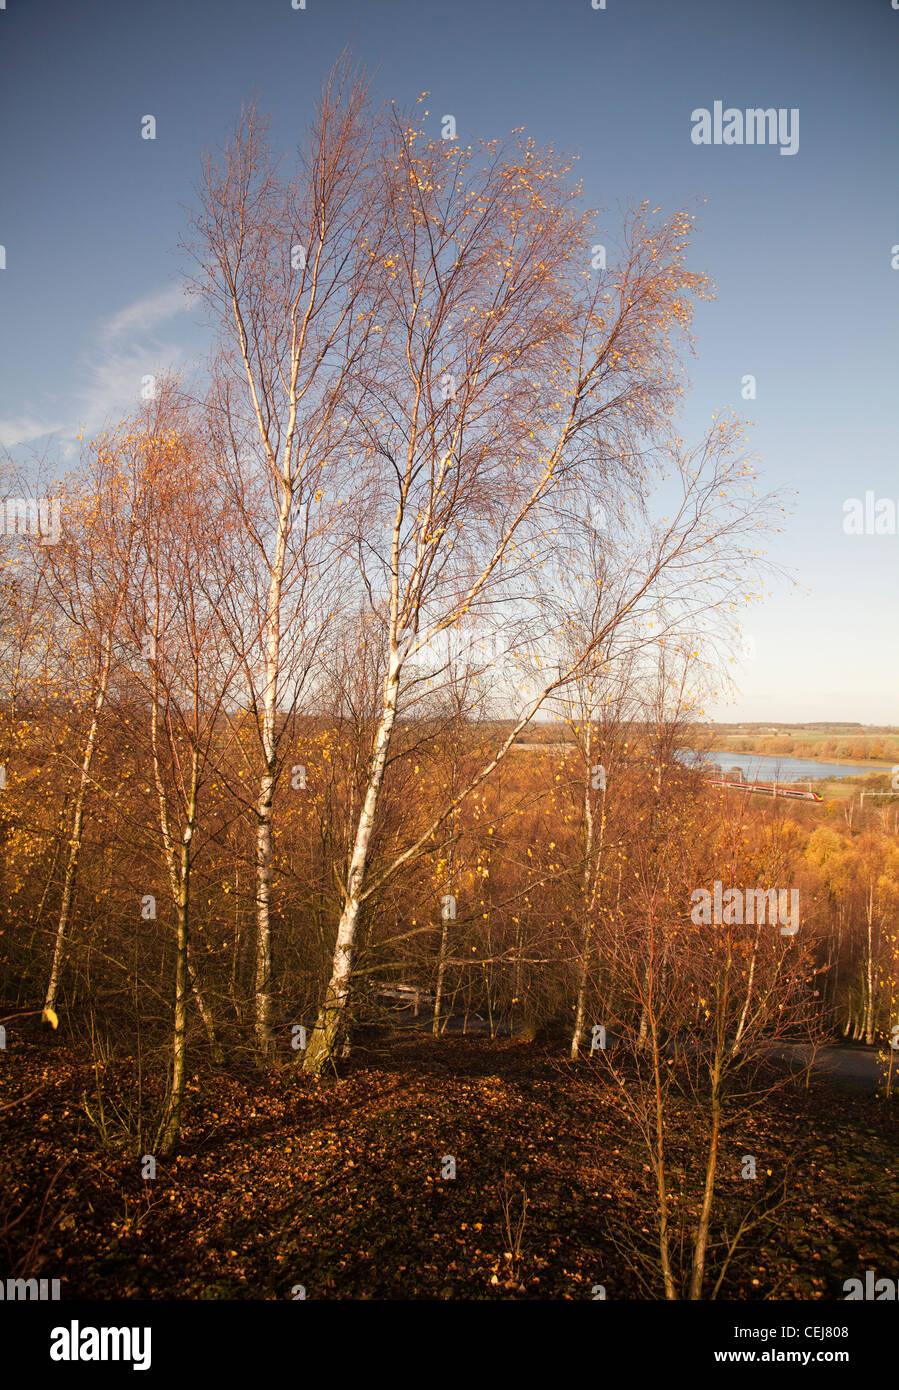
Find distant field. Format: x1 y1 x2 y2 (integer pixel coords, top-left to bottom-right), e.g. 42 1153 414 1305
514 723 899 767
809 772 891 801
693 725 899 766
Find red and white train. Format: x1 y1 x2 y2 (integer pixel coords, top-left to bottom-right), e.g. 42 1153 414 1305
705 776 823 803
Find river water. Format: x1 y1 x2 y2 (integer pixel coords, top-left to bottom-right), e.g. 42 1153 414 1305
678 750 888 784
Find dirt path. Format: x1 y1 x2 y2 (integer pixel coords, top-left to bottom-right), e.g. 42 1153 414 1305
771 1043 898 1094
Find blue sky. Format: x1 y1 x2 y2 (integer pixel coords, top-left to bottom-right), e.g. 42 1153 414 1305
1 0 896 722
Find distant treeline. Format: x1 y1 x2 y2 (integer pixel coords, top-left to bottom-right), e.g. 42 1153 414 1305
705 735 898 763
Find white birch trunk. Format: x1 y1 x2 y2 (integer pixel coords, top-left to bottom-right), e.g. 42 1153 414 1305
43 645 113 1018
432 917 451 1037
303 653 402 1075
157 769 198 1157
253 483 292 1056
571 723 595 1059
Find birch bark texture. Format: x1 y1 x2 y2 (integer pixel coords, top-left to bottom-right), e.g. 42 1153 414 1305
189 63 387 1054
303 110 713 1074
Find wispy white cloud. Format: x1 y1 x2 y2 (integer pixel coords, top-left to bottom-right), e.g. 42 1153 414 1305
0 415 64 449
72 281 194 436
3 284 195 458
98 284 190 345
74 341 186 436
